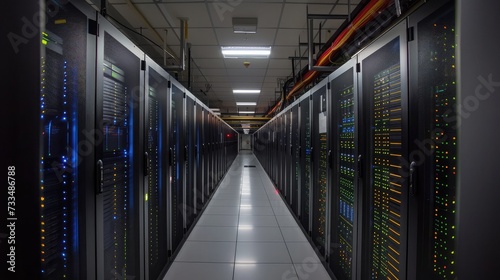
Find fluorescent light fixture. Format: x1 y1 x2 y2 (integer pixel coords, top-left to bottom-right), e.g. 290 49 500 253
221 46 271 59
239 111 255 114
210 108 220 111
233 89 261 94
236 102 256 106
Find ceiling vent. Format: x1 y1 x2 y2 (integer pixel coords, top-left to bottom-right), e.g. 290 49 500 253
232 17 258 34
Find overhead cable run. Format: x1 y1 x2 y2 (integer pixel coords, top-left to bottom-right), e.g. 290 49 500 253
265 0 393 117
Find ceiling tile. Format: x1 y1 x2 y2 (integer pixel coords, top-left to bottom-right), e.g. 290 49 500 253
162 3 212 28
135 4 169 27
208 3 283 28
200 68 228 76
191 46 222 59
186 28 218 46
193 58 226 68
269 46 297 59
225 68 266 77
268 58 293 69
223 58 269 69
215 28 276 46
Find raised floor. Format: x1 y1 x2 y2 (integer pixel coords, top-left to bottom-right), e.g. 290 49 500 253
163 151 332 280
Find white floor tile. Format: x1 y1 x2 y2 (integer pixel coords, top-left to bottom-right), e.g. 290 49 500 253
188 226 237 242
234 263 298 280
237 226 284 242
197 214 239 227
175 241 236 263
236 242 292 264
163 262 233 280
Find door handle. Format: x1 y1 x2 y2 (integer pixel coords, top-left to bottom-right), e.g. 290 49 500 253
96 159 104 194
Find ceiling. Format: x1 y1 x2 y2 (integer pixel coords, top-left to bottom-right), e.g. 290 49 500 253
87 0 363 132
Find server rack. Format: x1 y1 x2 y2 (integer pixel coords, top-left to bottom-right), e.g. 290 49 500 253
37 2 97 279
285 110 293 205
299 96 312 232
407 1 458 279
169 80 185 253
195 104 204 211
95 14 146 280
185 96 196 229
291 104 301 216
144 57 169 280
357 21 409 280
311 81 329 256
328 59 359 280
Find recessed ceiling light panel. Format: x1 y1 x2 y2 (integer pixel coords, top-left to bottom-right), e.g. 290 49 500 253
236 102 257 106
221 46 271 59
233 89 261 94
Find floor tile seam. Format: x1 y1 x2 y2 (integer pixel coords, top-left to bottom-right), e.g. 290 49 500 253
250 154 304 280
232 154 244 280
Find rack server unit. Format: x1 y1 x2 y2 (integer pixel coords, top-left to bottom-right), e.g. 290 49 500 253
291 104 300 215
38 2 95 278
185 96 196 229
328 59 358 280
195 104 204 211
95 16 146 278
407 1 458 279
144 58 169 280
300 96 312 232
169 81 185 253
311 82 329 256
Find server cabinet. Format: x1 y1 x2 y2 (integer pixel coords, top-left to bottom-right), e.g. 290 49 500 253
144 58 169 280
195 104 204 211
185 96 196 229
169 81 185 252
299 97 312 232
201 109 208 201
276 116 283 192
291 104 301 216
285 110 293 205
407 1 457 279
328 59 358 280
358 21 409 280
311 82 329 256
37 1 96 278
95 16 145 280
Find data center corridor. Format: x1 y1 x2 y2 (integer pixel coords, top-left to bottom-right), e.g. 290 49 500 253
163 151 331 280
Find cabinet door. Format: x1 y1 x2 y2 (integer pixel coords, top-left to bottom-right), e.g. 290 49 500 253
358 21 409 280
144 62 169 280
311 84 328 256
39 1 95 278
407 1 457 279
169 83 185 252
328 60 358 280
96 24 144 280
299 97 312 232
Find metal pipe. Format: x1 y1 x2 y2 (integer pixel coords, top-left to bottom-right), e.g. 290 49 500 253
165 18 187 71
308 18 314 70
307 14 348 20
187 43 192 90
